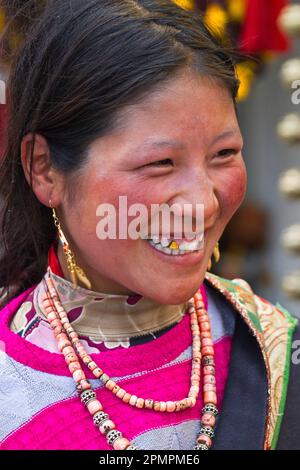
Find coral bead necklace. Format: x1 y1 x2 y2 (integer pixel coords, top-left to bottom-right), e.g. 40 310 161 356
42 269 218 450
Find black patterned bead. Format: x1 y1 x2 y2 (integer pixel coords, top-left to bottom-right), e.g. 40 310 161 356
99 373 110 384
80 389 96 405
202 356 215 366
106 429 123 446
76 380 91 393
93 411 109 427
202 403 218 416
126 444 138 450
199 426 215 439
194 443 209 450
100 420 116 434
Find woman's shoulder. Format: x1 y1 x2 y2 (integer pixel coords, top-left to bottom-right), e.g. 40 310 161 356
204 272 298 345
205 272 300 450
205 271 297 321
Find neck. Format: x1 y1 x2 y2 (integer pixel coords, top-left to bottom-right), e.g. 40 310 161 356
35 256 188 345
56 241 136 295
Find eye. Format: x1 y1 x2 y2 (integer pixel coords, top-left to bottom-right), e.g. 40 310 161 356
146 158 173 167
215 148 238 158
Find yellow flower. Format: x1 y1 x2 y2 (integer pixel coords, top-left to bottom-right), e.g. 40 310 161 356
172 0 195 11
236 62 256 101
204 4 228 37
226 0 247 23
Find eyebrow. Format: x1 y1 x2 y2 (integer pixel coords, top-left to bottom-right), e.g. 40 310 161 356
212 130 241 144
132 130 241 154
132 139 186 153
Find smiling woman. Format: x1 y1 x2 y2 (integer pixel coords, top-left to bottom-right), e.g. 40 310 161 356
0 0 299 452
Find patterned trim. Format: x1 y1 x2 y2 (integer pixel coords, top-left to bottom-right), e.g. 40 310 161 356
204 272 297 450
269 303 298 449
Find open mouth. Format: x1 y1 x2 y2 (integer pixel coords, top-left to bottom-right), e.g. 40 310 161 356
144 233 204 256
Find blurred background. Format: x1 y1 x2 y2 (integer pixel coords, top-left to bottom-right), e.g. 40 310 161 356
0 0 300 316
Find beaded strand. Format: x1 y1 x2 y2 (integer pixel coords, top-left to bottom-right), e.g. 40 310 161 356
42 271 218 450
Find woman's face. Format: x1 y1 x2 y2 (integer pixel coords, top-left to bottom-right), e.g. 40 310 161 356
57 71 247 304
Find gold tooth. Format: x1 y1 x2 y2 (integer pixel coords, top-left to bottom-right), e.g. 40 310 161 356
169 241 179 250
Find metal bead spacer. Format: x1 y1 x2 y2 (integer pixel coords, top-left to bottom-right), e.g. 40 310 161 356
199 426 215 439
106 429 123 446
194 443 209 450
80 389 96 405
93 411 109 427
202 403 218 416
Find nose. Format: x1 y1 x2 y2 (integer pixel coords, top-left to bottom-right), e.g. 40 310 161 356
169 169 220 233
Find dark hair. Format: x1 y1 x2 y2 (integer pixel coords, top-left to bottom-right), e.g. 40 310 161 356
0 0 239 307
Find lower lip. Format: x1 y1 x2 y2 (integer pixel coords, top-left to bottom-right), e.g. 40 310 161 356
144 235 206 267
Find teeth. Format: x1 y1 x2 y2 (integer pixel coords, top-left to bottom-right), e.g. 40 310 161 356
152 235 160 244
179 240 199 251
147 233 204 255
161 237 171 248
153 242 163 251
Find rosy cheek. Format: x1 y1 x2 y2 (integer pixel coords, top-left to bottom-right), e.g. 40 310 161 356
218 163 247 217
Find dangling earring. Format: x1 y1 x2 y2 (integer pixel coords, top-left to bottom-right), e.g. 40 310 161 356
207 242 221 272
50 202 92 290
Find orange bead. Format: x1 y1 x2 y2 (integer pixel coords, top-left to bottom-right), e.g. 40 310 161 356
197 434 212 447
202 346 214 356
145 399 154 409
116 388 126 399
153 401 161 411
201 331 211 338
159 402 167 412
99 419 115 434
203 365 215 375
203 374 216 385
73 369 85 382
123 393 131 403
200 322 211 332
87 399 103 415
166 401 176 412
203 383 216 392
68 361 81 374
113 438 131 450
136 398 145 408
106 380 116 391
189 397 196 407
93 368 103 378
129 395 138 406
198 315 209 323
202 413 216 427
204 392 217 404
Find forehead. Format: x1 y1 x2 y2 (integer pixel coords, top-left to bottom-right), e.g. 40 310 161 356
113 72 238 143
86 72 241 169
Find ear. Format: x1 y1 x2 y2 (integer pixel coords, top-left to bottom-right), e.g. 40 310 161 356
20 133 65 207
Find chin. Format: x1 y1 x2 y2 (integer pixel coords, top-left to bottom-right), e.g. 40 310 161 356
146 276 206 305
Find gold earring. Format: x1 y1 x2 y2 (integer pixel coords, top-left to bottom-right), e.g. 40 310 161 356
207 242 221 272
51 205 92 290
